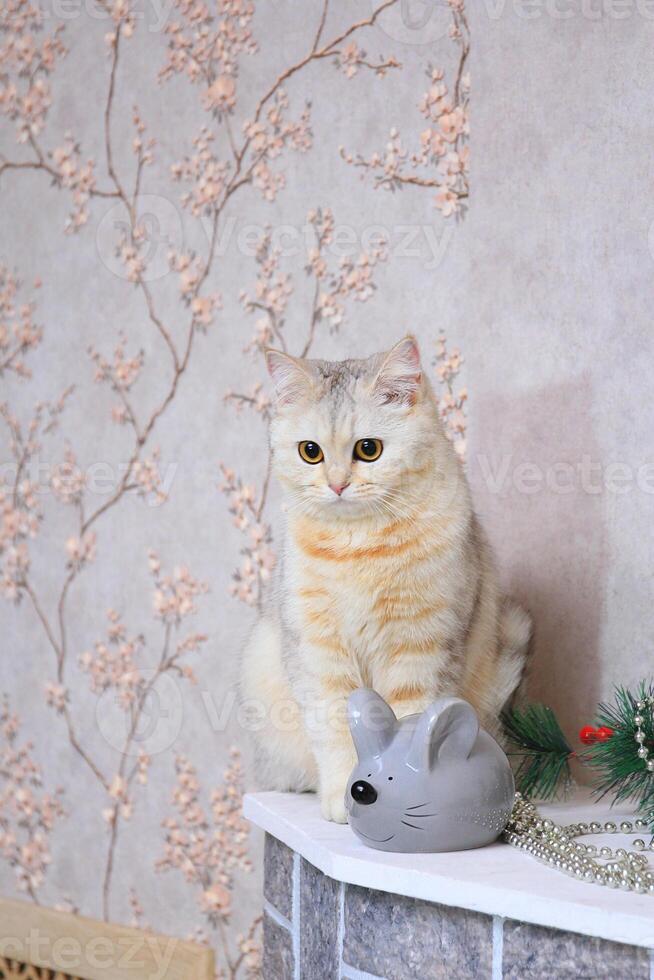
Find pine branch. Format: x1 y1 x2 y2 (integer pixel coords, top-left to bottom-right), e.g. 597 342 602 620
502 703 573 801
584 682 654 832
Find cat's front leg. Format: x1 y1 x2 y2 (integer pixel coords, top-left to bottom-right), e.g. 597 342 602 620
317 734 357 824
300 666 358 824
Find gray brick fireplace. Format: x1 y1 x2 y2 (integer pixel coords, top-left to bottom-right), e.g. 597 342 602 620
246 791 654 980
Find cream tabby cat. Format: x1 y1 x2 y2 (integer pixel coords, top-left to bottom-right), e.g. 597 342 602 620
240 336 531 823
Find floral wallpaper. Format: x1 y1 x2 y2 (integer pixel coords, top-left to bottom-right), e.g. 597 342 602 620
0 0 470 972
3 0 652 972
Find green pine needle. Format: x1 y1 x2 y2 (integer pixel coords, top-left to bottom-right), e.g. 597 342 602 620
584 681 654 833
502 703 573 801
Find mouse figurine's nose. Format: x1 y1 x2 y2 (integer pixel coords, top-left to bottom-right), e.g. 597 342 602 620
350 780 378 805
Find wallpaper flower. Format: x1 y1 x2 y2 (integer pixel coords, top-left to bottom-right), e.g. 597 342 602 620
0 0 469 973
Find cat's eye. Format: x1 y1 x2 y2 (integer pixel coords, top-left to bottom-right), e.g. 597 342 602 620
353 438 383 462
298 441 324 464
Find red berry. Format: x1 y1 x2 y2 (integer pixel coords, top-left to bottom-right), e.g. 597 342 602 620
579 725 597 745
596 726 614 742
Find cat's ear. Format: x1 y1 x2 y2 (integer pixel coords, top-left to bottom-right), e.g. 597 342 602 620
405 698 479 772
348 689 397 760
265 348 314 407
371 335 422 405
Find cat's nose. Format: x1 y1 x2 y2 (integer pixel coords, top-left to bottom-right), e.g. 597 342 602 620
329 482 350 496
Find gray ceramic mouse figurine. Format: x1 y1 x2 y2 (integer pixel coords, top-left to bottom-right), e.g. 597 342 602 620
345 689 515 852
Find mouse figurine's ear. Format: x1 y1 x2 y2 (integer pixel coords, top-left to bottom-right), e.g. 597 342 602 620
405 698 479 772
348 689 397 760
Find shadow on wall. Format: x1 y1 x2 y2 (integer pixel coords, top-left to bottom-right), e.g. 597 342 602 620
468 374 607 758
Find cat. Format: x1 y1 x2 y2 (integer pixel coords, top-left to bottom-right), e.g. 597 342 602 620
240 336 531 823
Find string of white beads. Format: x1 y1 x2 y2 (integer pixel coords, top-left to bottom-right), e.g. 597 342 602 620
634 696 654 772
504 794 654 895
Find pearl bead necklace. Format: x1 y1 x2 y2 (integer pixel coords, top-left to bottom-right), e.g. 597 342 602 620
505 794 654 894
634 696 654 772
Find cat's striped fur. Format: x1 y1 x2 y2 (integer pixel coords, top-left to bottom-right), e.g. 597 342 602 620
240 337 531 822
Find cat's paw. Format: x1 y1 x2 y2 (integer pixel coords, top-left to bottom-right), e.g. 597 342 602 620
320 788 348 824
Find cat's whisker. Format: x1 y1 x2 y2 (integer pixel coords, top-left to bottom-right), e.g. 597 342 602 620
381 487 422 509
283 493 324 521
378 488 422 518
378 497 419 523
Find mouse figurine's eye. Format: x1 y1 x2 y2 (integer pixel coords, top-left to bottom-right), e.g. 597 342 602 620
353 438 383 462
298 441 324 464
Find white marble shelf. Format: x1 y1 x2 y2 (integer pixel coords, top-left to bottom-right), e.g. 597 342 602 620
244 788 654 950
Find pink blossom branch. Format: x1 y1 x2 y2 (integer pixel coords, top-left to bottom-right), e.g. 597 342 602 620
114 384 142 438
337 55 399 74
100 625 170 919
223 114 240 168
157 750 256 974
21 582 109 790
248 302 286 351
1 345 31 376
0 146 119 201
0 699 65 899
103 26 180 372
256 456 272 526
229 915 262 980
224 391 270 417
311 0 330 53
340 1 470 218
453 5 471 105
1 395 108 791
299 277 323 358
379 172 467 192
434 333 467 457
75 559 208 920
235 0 400 168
